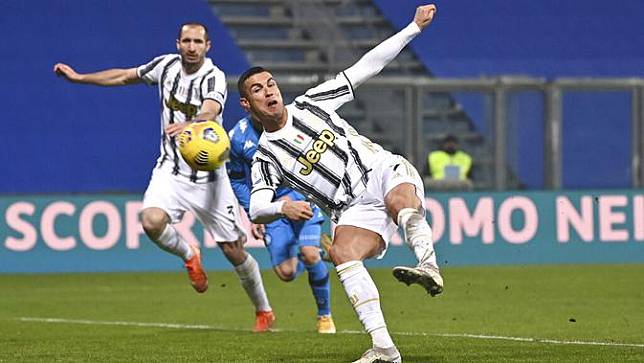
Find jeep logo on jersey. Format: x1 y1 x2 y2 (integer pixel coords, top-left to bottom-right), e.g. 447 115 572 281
297 129 335 176
165 94 198 119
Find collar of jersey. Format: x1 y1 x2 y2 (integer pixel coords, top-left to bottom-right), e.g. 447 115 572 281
263 105 293 140
179 57 214 79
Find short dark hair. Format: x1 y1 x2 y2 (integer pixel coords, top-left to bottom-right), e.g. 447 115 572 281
237 66 271 97
178 22 209 42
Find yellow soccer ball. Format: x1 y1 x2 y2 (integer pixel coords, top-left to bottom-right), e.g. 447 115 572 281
178 120 230 171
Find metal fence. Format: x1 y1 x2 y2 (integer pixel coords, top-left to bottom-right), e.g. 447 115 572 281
228 76 644 190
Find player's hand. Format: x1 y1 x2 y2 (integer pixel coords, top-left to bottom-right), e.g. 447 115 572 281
281 201 313 221
413 4 437 30
53 63 82 82
277 194 292 202
251 223 266 239
165 121 193 137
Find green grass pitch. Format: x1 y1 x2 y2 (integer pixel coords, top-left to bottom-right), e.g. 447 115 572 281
1 264 643 362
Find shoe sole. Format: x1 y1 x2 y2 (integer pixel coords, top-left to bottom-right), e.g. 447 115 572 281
352 353 401 363
317 324 336 334
372 358 400 363
318 329 336 334
392 266 443 297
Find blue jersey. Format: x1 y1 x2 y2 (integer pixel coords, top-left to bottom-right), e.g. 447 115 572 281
227 117 323 224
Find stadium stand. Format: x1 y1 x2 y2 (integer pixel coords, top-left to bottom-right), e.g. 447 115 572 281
3 0 641 194
208 0 510 190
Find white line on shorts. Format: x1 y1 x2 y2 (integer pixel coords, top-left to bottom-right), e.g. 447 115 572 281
17 317 644 349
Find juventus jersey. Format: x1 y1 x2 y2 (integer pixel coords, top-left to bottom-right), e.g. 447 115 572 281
251 72 387 219
137 54 227 183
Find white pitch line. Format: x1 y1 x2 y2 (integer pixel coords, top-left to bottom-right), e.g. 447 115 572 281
433 333 644 348
17 317 243 332
17 317 644 349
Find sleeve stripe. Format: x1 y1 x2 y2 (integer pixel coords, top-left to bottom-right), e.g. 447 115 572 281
255 147 284 181
306 85 350 100
251 186 276 195
341 71 355 97
259 160 273 187
264 160 280 187
307 89 350 101
139 56 170 78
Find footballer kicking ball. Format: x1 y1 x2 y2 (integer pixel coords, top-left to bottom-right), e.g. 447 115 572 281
178 120 230 171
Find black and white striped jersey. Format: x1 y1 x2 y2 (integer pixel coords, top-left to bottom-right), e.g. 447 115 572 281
251 72 386 219
137 54 227 183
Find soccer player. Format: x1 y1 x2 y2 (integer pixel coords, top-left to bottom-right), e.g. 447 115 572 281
228 116 336 334
53 22 275 332
238 4 442 362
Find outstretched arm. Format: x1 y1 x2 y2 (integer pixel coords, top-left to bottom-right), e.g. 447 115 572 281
344 4 436 89
53 63 141 86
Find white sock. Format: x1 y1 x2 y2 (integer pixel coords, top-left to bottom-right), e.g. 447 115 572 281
397 208 438 268
234 254 271 312
336 261 395 349
155 224 193 261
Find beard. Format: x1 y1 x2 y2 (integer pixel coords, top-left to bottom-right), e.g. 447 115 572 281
181 53 203 65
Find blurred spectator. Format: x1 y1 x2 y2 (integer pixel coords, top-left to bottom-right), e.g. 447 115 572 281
426 134 473 190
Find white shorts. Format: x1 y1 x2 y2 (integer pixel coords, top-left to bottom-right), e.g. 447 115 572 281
336 153 425 254
142 164 245 242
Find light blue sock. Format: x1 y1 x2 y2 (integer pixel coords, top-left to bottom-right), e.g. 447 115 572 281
304 259 331 316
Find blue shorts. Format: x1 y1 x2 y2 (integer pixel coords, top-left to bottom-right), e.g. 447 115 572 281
264 213 323 266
